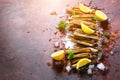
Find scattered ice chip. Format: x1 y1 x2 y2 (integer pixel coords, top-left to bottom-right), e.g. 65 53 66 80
97 63 105 71
87 68 92 75
89 65 95 69
65 65 72 72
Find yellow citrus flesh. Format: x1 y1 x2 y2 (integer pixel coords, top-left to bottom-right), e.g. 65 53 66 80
76 58 91 69
81 23 95 34
95 10 107 21
78 4 92 13
51 50 65 60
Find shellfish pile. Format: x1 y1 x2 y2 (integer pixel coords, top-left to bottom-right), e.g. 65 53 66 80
51 4 108 74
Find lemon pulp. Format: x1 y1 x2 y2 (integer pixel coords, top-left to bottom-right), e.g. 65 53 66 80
81 23 95 34
76 58 91 69
51 50 65 60
95 10 107 21
78 4 92 13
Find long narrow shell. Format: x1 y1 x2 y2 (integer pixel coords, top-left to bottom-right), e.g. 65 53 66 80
64 4 104 71
73 53 90 58
65 47 98 53
71 38 95 47
74 30 99 40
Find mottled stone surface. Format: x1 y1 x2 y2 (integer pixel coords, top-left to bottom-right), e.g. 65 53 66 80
0 0 120 80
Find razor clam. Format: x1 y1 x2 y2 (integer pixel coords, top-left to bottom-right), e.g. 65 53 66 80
73 29 98 36
76 29 103 38
72 10 85 14
74 30 99 40
71 63 77 69
72 6 78 9
68 24 80 31
71 14 95 18
90 48 99 53
72 7 95 14
69 24 98 31
73 53 90 58
71 38 95 47
69 20 96 26
69 17 93 21
69 35 97 43
71 44 87 49
71 59 80 64
66 9 73 14
96 52 103 62
66 47 98 53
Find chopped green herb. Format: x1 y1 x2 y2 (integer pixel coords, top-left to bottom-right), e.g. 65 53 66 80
67 51 74 60
58 20 69 29
72 11 76 15
93 16 98 21
104 32 110 39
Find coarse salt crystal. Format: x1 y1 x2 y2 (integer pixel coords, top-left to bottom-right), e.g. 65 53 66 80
65 41 75 49
64 36 75 49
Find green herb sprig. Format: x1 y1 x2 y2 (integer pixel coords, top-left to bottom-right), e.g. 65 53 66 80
58 20 69 29
104 32 110 39
72 11 76 15
67 51 74 60
93 16 98 21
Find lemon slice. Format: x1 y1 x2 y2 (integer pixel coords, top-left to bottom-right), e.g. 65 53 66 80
76 58 91 69
78 4 92 13
51 50 65 60
81 23 95 34
95 10 107 21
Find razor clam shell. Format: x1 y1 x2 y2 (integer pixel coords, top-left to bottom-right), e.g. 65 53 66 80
74 30 99 40
72 6 96 13
73 29 98 36
69 17 93 21
69 35 97 43
71 14 95 18
65 47 98 54
73 53 90 58
71 63 77 68
71 38 95 47
71 59 80 64
69 20 96 28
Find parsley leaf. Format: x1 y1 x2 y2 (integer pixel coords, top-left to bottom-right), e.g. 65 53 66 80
72 11 76 15
58 20 69 29
104 32 110 39
67 51 74 60
93 16 98 21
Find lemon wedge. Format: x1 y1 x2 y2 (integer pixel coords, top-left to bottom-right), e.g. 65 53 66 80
81 23 95 34
78 4 92 13
76 58 91 69
51 50 65 60
95 10 107 21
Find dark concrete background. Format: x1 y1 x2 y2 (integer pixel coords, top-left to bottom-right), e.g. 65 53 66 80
0 0 120 80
